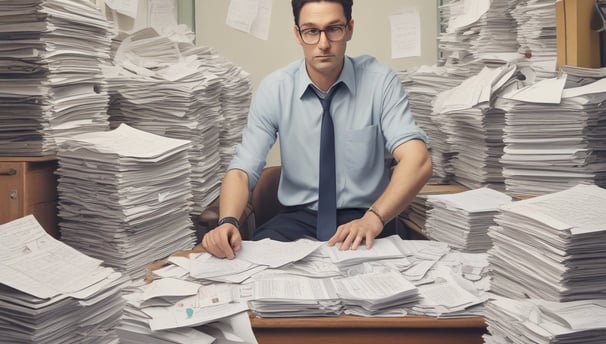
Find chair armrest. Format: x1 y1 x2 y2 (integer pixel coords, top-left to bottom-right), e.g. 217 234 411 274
195 166 281 243
194 198 220 243
198 204 220 230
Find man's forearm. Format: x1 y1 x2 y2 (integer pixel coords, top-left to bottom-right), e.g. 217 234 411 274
371 140 432 224
218 169 251 221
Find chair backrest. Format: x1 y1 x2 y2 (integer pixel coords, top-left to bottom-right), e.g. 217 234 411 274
250 166 282 229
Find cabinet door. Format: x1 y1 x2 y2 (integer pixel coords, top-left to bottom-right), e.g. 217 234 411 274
22 160 58 209
0 162 25 224
0 160 59 238
23 160 59 238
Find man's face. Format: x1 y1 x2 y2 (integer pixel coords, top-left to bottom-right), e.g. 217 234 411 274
293 1 353 82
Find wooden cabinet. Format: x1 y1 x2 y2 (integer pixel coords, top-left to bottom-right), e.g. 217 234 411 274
0 156 59 238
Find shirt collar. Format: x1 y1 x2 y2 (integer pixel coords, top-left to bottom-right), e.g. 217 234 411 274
296 56 355 99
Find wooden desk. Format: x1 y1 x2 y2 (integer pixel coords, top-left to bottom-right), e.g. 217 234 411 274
250 314 486 344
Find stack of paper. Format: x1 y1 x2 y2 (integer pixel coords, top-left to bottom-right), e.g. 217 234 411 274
0 215 128 344
182 46 231 210
433 64 521 190
398 66 464 183
468 0 519 59
399 192 431 236
56 124 197 278
0 0 112 156
510 0 558 79
488 184 606 301
399 184 469 237
333 270 419 316
425 187 513 252
438 0 488 78
210 55 253 175
484 297 606 344
439 0 526 79
561 65 606 86
438 0 557 83
497 77 606 197
105 29 228 213
249 274 343 317
448 106 507 189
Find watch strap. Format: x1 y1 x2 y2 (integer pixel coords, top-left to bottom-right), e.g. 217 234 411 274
217 216 240 229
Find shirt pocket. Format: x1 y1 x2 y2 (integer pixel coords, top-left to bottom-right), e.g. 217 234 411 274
344 124 383 172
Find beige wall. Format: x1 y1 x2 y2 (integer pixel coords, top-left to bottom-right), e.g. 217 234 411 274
195 0 439 166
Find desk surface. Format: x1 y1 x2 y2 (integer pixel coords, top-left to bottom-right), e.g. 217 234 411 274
0 156 57 162
419 183 469 194
250 314 486 344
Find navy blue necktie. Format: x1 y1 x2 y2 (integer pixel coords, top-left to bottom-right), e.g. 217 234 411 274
316 83 341 240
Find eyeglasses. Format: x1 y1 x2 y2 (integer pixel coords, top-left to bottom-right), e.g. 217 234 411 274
297 24 348 45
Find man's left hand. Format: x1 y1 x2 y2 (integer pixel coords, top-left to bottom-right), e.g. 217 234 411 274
326 212 383 250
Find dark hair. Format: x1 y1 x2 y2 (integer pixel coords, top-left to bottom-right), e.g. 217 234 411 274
291 0 353 26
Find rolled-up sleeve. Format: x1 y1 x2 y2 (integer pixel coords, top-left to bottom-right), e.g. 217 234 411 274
380 72 428 154
228 77 279 190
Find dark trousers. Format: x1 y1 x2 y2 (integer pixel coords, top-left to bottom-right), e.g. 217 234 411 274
253 207 397 241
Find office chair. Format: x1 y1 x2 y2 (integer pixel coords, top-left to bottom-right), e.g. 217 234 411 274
195 166 282 241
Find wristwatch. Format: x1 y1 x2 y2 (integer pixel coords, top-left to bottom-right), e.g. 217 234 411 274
217 216 240 229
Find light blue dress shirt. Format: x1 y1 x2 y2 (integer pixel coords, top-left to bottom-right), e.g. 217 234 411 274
228 54 428 210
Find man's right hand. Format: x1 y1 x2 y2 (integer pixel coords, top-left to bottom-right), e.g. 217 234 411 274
201 224 242 259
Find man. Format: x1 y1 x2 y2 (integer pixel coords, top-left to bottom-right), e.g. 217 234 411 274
202 0 431 259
